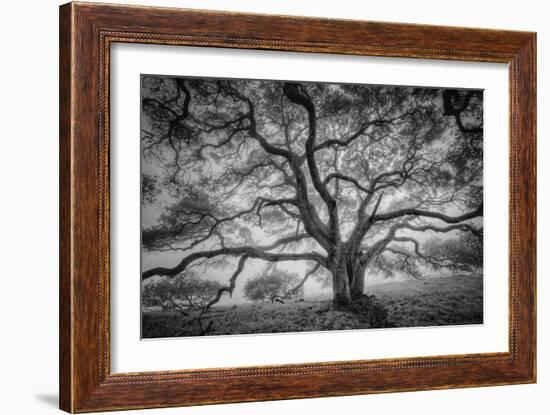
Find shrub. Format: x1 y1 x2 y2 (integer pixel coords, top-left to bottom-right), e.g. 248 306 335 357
244 270 299 303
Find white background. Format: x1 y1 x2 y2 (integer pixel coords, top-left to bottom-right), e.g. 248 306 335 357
0 1 547 414
111 45 509 372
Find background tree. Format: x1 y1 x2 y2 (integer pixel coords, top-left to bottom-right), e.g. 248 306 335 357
141 76 483 307
243 270 300 303
142 272 222 335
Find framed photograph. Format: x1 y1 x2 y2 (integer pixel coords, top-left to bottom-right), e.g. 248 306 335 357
59 2 536 412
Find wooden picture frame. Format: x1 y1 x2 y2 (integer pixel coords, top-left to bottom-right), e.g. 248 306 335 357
59 2 536 412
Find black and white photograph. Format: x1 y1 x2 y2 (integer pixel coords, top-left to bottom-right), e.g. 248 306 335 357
140 75 484 338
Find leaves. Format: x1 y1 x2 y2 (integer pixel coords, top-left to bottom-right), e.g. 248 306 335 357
142 272 221 311
243 270 300 302
141 174 161 205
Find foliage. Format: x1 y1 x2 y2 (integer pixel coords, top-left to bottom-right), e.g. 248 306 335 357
371 231 483 280
142 273 221 335
141 174 161 205
423 232 483 274
243 270 300 303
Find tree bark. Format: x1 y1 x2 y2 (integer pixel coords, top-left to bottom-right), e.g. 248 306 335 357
331 260 352 306
350 261 366 300
331 255 367 306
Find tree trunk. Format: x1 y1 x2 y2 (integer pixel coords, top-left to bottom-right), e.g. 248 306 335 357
331 261 352 307
331 256 366 306
350 262 366 300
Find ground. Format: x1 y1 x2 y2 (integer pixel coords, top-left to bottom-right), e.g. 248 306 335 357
141 274 483 338
368 274 483 328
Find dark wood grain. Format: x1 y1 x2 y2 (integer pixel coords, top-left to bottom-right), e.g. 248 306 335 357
59 3 73 411
59 2 536 412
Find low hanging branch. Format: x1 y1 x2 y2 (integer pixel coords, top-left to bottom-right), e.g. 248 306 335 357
206 255 249 309
142 238 325 281
283 263 322 299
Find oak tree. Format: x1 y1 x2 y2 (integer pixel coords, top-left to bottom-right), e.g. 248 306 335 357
141 76 483 307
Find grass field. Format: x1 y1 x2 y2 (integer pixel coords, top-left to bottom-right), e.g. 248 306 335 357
368 274 483 328
141 274 483 338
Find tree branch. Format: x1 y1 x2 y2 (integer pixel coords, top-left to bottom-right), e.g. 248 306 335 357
206 255 248 308
283 82 339 241
222 82 332 249
283 263 321 299
373 203 483 223
142 241 325 280
323 173 372 194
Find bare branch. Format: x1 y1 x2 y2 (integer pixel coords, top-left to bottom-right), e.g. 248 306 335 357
206 255 249 308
